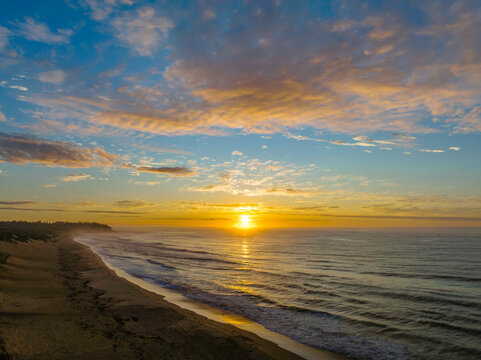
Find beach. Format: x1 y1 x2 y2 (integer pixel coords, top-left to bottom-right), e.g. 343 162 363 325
0 234 345 360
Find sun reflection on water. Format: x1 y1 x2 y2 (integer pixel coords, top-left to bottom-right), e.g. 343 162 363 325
241 239 249 259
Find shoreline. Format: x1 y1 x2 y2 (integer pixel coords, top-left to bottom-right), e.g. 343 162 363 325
75 235 346 360
0 234 347 360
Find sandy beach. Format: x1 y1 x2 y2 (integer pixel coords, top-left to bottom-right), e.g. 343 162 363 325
0 235 346 360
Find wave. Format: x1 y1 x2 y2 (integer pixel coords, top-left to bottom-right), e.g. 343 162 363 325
416 320 481 337
366 290 481 310
146 258 177 270
360 270 481 283
76 228 481 360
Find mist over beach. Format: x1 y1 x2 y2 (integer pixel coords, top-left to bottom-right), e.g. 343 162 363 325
1 0 481 359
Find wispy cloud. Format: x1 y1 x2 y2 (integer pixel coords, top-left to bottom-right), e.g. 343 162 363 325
136 166 195 176
82 0 133 21
0 207 65 212
37 70 66 85
133 181 160 186
186 156 319 197
284 132 323 142
0 26 11 50
330 140 376 147
61 173 91 182
391 133 416 140
202 9 216 21
419 149 445 153
114 200 154 208
112 7 173 56
137 144 192 155
17 2 481 138
9 85 28 91
17 18 72 43
81 209 144 215
0 200 36 205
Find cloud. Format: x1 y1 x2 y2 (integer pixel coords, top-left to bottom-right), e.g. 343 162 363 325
373 140 396 145
61 173 91 182
0 200 36 205
391 133 416 140
82 0 133 21
0 132 118 168
114 200 152 208
9 85 28 91
449 146 461 151
133 181 160 185
330 140 376 147
173 201 260 211
262 186 317 197
137 144 192 155
202 9 216 20
352 135 372 142
21 2 481 137
188 184 321 197
0 207 65 212
284 132 323 142
153 3 481 135
17 18 72 43
419 149 445 153
307 213 481 222
0 110 5 122
43 183 57 188
0 26 11 50
112 7 173 56
186 156 319 197
136 166 195 176
331 19 357 32
81 210 144 214
37 70 66 85
187 183 229 193
231 151 243 156
451 106 481 133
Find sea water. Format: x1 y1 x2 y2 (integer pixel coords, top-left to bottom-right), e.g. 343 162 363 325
76 227 481 360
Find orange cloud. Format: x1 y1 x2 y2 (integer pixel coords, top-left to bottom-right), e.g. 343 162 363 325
23 3 481 137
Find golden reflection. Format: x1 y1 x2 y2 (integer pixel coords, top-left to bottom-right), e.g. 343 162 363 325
241 239 249 259
219 313 249 325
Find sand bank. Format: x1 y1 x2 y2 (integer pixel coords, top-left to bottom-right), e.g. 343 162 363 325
0 236 347 360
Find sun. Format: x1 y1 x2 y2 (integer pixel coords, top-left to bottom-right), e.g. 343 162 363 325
235 214 255 229
240 214 250 227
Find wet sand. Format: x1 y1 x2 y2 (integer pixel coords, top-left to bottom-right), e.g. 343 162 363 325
0 235 347 360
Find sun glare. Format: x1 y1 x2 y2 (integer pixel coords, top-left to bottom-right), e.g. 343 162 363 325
236 214 255 229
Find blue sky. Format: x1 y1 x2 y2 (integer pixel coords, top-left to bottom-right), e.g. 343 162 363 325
0 0 480 227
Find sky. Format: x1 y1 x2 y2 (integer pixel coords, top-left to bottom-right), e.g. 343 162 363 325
0 0 480 228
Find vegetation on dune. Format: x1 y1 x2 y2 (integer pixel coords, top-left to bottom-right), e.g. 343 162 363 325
0 221 112 243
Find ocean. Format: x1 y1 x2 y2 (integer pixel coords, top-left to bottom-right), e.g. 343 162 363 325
76 227 481 360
